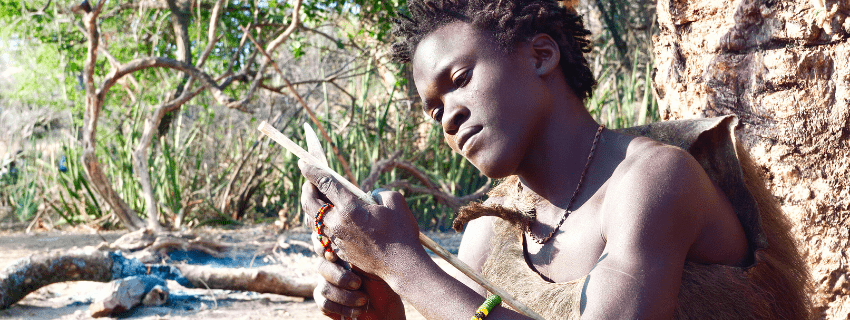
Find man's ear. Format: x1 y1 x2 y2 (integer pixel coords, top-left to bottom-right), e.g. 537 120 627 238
530 34 560 77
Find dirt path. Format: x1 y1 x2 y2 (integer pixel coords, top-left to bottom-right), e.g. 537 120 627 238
0 226 462 319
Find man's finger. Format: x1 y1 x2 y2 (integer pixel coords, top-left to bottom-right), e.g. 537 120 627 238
298 160 359 208
301 181 334 222
318 259 362 290
378 190 408 212
312 232 338 262
312 232 325 255
302 182 319 225
313 283 366 318
317 281 368 308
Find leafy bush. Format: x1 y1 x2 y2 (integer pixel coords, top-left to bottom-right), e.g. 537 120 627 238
0 0 659 232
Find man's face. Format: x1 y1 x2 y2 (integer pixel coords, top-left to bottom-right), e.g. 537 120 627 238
412 22 552 178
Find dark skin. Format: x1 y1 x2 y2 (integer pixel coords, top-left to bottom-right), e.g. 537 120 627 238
301 21 749 319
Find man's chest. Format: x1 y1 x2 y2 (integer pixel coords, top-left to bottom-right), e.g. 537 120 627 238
522 211 606 283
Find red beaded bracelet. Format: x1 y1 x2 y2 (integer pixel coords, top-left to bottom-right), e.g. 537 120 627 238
314 203 334 253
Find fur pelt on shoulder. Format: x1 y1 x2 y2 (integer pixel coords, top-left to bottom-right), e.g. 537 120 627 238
453 116 812 319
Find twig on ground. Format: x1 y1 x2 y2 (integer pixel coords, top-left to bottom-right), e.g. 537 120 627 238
195 278 218 310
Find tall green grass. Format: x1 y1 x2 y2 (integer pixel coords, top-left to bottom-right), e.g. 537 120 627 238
3 1 660 231
43 139 104 226
5 165 39 222
588 52 658 129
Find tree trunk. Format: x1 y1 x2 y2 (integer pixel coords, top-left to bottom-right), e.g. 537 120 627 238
159 0 193 138
81 7 147 231
653 0 849 318
132 0 194 231
0 231 318 310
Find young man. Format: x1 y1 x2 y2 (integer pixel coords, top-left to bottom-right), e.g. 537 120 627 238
299 0 810 319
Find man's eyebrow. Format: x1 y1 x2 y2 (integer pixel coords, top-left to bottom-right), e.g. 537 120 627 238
422 62 452 113
419 63 454 112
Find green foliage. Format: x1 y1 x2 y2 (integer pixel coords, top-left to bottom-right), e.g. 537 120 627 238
44 139 104 225
0 0 660 232
588 51 658 128
0 39 67 108
585 0 659 128
6 166 39 222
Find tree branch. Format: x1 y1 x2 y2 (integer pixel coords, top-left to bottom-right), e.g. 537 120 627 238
384 178 490 210
265 0 301 54
299 25 365 53
96 57 235 107
360 152 491 209
242 23 358 184
238 0 302 107
196 0 225 68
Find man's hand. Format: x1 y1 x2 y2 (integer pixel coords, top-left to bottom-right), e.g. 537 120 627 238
302 179 408 320
313 259 367 318
311 233 407 319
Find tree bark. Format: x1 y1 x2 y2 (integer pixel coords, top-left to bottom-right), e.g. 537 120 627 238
156 0 193 138
133 0 195 231
653 0 849 318
81 3 147 231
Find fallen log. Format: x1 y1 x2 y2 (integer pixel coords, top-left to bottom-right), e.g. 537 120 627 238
174 264 315 298
0 248 190 309
0 247 112 309
0 231 317 310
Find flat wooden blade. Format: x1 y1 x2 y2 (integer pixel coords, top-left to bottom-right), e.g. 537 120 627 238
303 123 329 167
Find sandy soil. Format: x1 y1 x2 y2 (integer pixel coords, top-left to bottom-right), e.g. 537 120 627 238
0 226 462 319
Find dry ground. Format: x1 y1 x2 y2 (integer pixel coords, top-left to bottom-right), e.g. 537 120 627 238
0 225 462 319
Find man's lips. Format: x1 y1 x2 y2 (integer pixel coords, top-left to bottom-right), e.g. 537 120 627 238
456 125 483 153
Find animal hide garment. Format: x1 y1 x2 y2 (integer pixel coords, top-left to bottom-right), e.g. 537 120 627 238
456 116 812 319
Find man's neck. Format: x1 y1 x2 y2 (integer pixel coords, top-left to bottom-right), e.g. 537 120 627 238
514 98 601 207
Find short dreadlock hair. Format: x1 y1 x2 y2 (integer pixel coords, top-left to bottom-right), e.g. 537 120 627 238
392 0 596 101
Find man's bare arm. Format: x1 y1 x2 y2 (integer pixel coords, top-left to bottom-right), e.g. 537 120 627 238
454 214 497 296
580 145 719 318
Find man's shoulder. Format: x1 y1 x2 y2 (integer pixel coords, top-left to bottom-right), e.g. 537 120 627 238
599 136 714 240
609 136 702 189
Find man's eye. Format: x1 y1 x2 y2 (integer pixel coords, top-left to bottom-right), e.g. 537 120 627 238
453 69 471 88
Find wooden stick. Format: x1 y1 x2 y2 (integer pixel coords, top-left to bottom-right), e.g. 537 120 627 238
258 121 373 205
257 121 545 320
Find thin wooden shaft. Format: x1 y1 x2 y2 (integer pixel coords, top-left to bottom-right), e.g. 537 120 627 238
257 121 546 320
258 122 371 204
417 234 546 320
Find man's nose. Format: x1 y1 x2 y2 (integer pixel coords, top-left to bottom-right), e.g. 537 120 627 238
441 100 470 135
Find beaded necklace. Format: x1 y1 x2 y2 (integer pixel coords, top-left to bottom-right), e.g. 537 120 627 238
527 124 604 245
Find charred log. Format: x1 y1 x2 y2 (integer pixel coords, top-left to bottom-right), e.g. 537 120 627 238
0 247 112 309
0 232 317 310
